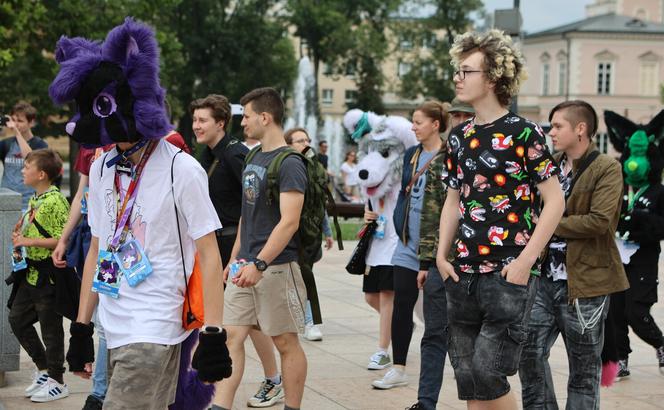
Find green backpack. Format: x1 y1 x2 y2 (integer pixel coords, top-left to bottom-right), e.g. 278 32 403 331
245 145 343 324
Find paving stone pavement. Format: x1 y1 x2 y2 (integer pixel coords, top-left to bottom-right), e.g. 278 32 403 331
1 240 663 409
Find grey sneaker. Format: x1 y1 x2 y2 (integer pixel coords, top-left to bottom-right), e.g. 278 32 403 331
368 351 392 370
247 378 284 408
617 359 630 380
657 346 664 375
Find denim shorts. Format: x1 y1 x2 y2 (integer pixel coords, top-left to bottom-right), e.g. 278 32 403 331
445 270 538 401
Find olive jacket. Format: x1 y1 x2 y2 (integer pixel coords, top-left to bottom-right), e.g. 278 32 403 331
553 144 629 300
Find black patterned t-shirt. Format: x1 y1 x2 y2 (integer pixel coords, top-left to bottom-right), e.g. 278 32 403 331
444 112 559 274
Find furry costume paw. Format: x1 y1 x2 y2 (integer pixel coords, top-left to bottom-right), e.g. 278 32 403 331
192 329 232 382
67 322 95 372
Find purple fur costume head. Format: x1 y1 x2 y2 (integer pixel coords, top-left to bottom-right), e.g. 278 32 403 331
49 17 171 147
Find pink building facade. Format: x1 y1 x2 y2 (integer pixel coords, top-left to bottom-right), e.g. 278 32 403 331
519 0 664 154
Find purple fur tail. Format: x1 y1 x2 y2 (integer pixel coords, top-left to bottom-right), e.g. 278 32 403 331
601 361 619 387
169 330 215 410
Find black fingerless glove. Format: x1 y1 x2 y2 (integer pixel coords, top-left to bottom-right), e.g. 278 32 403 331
192 328 232 382
66 322 95 372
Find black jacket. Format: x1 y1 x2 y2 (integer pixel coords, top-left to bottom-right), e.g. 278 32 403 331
618 183 664 272
200 136 248 228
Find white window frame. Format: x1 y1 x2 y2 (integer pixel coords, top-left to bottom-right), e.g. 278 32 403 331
322 89 334 105
558 61 567 95
541 63 550 96
639 61 659 96
597 62 613 95
398 61 412 78
345 89 357 104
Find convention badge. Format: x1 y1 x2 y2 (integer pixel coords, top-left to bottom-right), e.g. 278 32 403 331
115 158 133 176
92 249 121 298
113 239 152 287
10 246 27 272
374 215 386 239
81 186 89 215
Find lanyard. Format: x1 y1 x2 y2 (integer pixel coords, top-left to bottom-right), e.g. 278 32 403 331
109 140 158 250
627 184 649 213
106 139 148 168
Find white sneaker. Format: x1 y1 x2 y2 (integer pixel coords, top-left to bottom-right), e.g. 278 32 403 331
30 377 69 402
247 378 284 407
304 324 323 341
372 368 408 389
367 350 392 370
24 371 48 397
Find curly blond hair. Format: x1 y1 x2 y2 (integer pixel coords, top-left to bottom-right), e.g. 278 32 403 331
450 30 527 107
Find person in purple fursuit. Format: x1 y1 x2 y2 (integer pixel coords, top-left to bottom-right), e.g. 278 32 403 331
49 18 230 410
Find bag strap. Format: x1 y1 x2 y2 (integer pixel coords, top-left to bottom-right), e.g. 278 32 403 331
265 148 301 205
170 150 196 326
567 150 600 196
207 159 219 177
405 148 439 194
32 218 51 239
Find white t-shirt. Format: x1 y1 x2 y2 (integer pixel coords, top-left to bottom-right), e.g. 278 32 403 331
88 139 221 349
340 162 358 187
366 190 399 267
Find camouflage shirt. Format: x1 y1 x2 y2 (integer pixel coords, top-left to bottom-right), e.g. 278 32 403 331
396 139 448 270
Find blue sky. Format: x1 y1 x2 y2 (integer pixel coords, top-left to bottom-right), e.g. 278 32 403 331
482 0 595 33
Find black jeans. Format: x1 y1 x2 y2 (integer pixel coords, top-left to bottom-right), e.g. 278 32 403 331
417 266 448 410
611 268 663 358
8 281 65 382
391 265 419 365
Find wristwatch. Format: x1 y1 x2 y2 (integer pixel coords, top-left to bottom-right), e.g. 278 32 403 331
202 326 221 333
253 258 268 272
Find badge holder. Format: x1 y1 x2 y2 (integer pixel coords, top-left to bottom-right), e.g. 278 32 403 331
81 186 89 215
92 250 122 298
10 246 27 272
374 215 386 239
113 239 152 287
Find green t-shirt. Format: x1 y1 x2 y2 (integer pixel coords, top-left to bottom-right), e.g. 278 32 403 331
20 186 69 286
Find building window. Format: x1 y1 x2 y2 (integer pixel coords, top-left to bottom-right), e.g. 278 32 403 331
597 62 612 95
345 90 358 104
596 132 609 154
398 61 412 78
422 33 436 49
399 34 413 50
639 61 659 96
345 61 356 77
558 62 567 95
541 63 550 96
323 63 333 76
322 89 334 105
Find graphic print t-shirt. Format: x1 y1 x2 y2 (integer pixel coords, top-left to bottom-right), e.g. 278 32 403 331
238 147 307 265
546 156 572 281
445 112 559 274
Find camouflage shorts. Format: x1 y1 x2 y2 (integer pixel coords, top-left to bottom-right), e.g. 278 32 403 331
104 342 181 410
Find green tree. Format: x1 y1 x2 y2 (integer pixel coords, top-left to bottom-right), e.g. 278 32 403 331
286 0 400 117
0 0 297 142
397 0 483 102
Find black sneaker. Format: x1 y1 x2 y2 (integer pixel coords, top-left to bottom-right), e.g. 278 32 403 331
82 394 103 410
406 403 422 409
617 359 630 380
657 346 664 375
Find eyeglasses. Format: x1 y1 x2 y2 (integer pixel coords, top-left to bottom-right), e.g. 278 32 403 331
292 138 310 144
454 69 487 80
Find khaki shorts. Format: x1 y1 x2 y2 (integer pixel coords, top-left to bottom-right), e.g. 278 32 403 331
104 342 181 410
224 261 307 336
